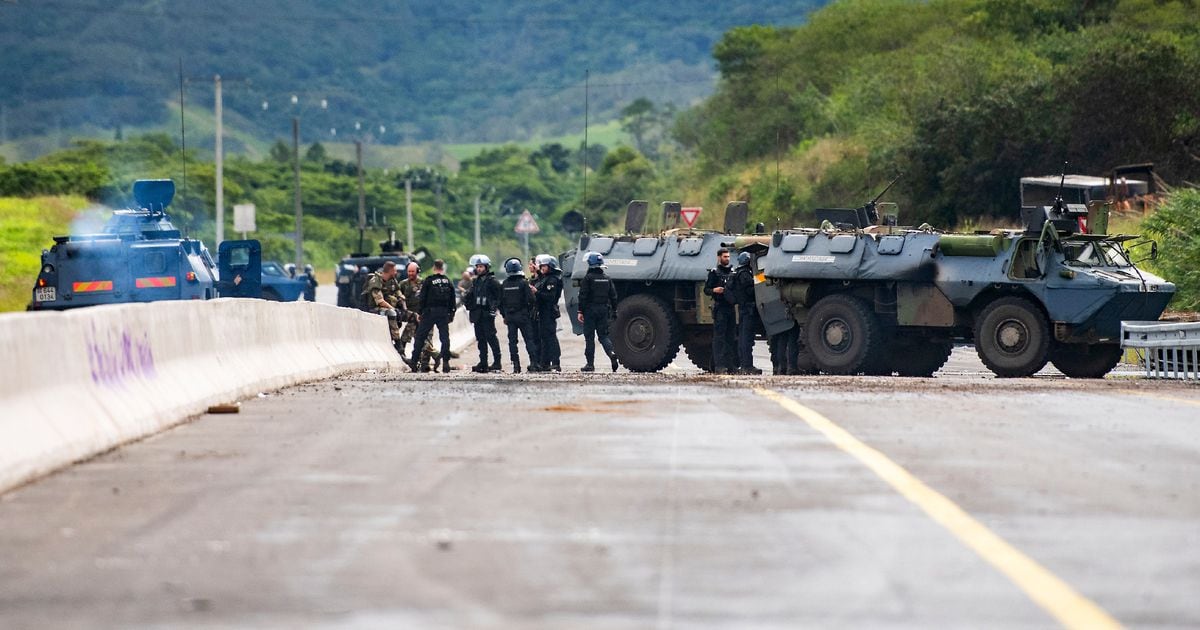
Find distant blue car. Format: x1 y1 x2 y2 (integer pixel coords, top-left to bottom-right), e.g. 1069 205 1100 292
261 261 310 301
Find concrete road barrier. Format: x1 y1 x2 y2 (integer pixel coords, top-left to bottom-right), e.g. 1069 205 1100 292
0 299 402 494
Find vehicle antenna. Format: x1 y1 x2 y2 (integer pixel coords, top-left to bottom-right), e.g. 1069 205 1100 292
177 58 187 217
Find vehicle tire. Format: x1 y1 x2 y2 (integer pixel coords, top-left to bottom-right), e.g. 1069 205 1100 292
888 338 953 377
612 293 683 372
1049 343 1122 378
805 294 885 375
974 296 1049 377
261 288 282 302
682 330 714 372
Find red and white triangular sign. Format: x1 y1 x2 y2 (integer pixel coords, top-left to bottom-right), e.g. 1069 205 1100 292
514 209 540 234
680 207 702 228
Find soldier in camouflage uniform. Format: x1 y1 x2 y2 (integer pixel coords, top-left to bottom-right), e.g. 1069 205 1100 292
361 260 406 354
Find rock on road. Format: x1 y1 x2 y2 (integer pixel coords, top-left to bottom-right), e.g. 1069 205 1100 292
1 324 1198 629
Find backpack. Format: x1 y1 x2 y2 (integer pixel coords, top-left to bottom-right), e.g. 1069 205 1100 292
722 270 740 305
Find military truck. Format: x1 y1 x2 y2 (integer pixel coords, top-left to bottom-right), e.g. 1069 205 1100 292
562 200 763 372
28 179 262 311
760 189 1175 378
334 231 429 308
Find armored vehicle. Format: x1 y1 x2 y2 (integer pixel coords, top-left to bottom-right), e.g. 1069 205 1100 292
28 179 261 311
334 231 428 308
562 200 762 372
761 189 1175 378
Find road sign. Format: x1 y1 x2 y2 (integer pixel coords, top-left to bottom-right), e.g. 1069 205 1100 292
233 203 256 232
515 209 540 234
680 206 702 228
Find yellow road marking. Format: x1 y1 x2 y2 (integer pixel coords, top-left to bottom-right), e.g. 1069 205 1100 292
754 387 1122 630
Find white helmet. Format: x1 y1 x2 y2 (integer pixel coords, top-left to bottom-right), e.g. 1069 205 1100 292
468 254 492 268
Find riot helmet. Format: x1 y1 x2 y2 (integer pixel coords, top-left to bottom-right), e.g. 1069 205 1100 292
503 257 523 276
536 254 559 271
586 251 604 268
736 251 752 268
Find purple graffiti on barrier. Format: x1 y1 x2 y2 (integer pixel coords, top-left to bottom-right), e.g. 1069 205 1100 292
86 323 157 387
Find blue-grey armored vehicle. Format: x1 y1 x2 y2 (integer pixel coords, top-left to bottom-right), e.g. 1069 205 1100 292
28 179 261 310
562 200 759 371
761 191 1175 378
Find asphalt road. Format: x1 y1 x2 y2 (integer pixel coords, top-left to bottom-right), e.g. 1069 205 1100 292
2 325 1198 629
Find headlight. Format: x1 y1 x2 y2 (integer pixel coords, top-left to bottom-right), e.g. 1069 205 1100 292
42 264 55 274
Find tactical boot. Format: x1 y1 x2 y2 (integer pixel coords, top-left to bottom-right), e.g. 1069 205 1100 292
489 360 501 372
581 364 595 372
441 356 451 373
471 363 489 373
513 360 522 374
551 363 562 372
610 354 619 373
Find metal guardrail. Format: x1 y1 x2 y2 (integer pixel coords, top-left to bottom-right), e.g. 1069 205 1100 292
1121 321 1200 380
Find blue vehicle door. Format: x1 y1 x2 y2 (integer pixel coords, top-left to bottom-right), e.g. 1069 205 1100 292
217 240 262 298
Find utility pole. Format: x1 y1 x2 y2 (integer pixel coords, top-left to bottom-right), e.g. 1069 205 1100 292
356 140 366 252
474 191 482 250
214 74 224 247
292 117 303 269
405 177 414 251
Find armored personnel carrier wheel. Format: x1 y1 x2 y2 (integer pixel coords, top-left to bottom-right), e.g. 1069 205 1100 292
1049 343 1122 378
612 294 683 372
974 296 1049 377
682 330 714 372
888 339 953 377
805 294 885 375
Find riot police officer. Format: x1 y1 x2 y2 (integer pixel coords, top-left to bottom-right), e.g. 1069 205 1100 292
407 259 457 373
499 257 540 373
303 263 317 302
576 251 619 372
532 254 563 372
731 251 762 374
361 260 406 355
464 254 503 373
703 247 736 374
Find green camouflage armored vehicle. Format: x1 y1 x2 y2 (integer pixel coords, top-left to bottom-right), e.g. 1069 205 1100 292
760 188 1175 378
561 200 764 372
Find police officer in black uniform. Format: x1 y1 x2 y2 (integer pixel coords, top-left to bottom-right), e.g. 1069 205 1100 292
407 259 457 373
576 251 619 372
731 251 762 374
532 254 563 372
464 254 503 373
703 247 737 374
499 257 540 373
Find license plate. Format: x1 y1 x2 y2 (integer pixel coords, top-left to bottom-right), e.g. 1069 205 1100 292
35 286 56 302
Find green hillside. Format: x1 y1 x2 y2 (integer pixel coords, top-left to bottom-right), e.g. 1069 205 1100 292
0 0 823 160
0 195 89 312
670 0 1200 229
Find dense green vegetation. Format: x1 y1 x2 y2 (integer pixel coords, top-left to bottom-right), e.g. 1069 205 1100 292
0 0 822 159
670 0 1200 230
1144 190 1200 311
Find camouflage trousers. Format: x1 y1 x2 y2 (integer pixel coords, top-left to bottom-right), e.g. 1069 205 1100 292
400 317 437 366
374 307 402 342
